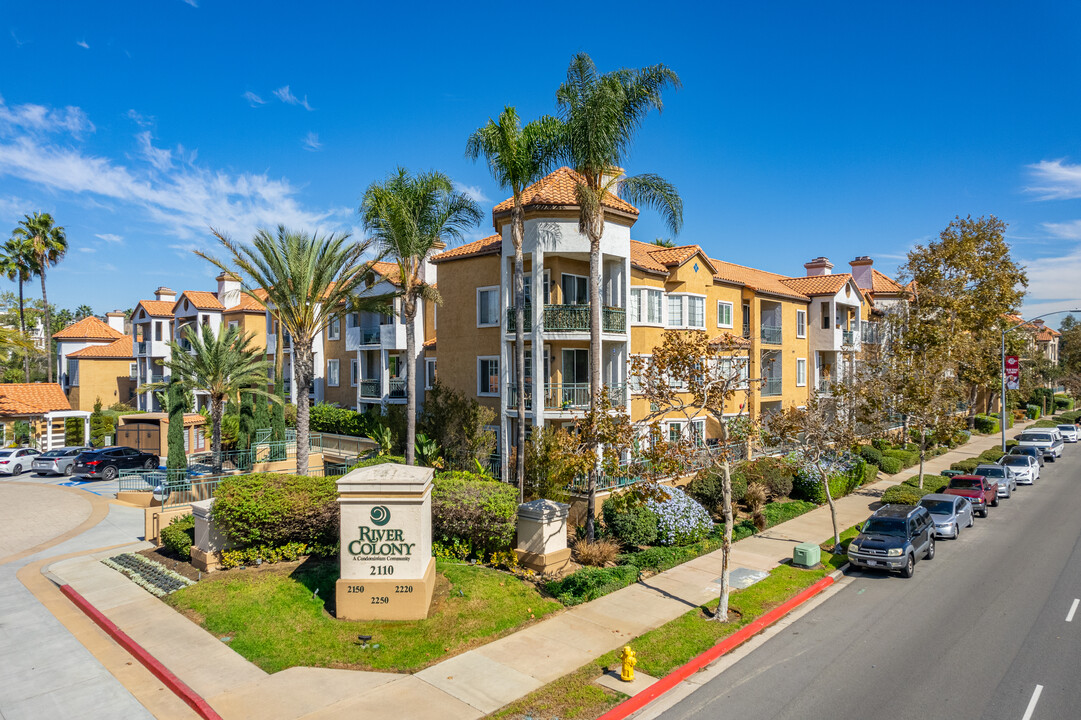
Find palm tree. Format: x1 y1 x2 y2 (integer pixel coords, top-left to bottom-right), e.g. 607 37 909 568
141 324 272 473
556 53 684 540
361 168 482 465
74 304 94 319
13 212 68 383
0 236 35 381
466 107 563 498
198 226 387 474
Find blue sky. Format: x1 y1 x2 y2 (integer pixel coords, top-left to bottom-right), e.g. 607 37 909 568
2 0 1080 322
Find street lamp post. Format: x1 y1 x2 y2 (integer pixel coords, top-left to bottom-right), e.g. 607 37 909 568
1000 309 1081 451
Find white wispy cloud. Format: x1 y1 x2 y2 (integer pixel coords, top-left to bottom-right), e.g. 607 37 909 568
453 181 489 203
1025 159 1081 201
0 95 94 137
76 39 89 49
0 100 349 243
1042 220 1081 240
273 85 313 111
78 247 96 253
302 132 322 151
10 30 29 48
242 91 266 107
95 233 123 244
182 0 198 6
126 109 153 127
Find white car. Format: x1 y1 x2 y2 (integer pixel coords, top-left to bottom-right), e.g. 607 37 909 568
999 454 1039 484
975 464 1016 498
1017 430 1065 461
1056 424 1079 443
0 447 41 475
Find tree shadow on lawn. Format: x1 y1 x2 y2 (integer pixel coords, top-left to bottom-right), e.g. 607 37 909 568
288 556 339 615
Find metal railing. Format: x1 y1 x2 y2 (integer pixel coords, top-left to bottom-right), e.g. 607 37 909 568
506 306 532 333
389 378 406 398
507 304 626 333
359 379 380 398
568 445 733 493
760 324 782 344
519 382 626 411
360 328 381 345
842 329 855 345
150 374 165 384
761 377 783 397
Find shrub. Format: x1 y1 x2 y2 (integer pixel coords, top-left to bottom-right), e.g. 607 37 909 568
350 454 404 470
545 564 640 605
880 485 928 505
859 445 884 467
218 541 326 569
433 536 471 560
1030 387 1054 410
950 458 980 473
1032 419 1060 429
432 472 517 554
978 448 1005 463
883 448 918 468
733 456 796 499
160 514 195 560
902 474 948 494
862 462 880 484
792 461 868 504
602 489 659 546
761 500 817 526
645 487 713 546
878 456 903 475
572 537 620 567
1054 395 1074 411
974 414 1000 435
1026 404 1041 420
213 473 338 548
871 438 890 452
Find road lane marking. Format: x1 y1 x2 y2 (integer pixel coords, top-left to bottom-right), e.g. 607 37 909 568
1067 598 1079 623
1021 685 1043 720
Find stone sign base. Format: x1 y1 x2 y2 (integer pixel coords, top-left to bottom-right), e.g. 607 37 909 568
189 547 220 573
335 557 436 621
515 547 572 574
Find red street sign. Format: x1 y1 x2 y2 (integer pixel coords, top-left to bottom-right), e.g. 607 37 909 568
1005 355 1020 390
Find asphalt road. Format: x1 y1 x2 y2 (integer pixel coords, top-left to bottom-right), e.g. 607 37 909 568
660 446 1081 720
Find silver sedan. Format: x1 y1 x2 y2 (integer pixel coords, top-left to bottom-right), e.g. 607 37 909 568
918 494 975 539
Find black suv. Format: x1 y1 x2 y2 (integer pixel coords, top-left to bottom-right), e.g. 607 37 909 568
847 505 936 578
72 446 159 480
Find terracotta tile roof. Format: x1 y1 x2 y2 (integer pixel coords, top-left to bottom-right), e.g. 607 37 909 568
135 300 176 318
423 337 436 349
431 234 502 263
780 273 855 297
0 383 71 415
52 316 124 340
1036 327 1058 342
67 337 133 359
120 412 206 426
870 269 905 295
224 290 267 313
708 258 810 302
709 332 751 349
175 291 225 311
629 240 669 274
492 167 639 217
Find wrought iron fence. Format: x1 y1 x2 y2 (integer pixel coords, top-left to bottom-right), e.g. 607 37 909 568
507 304 626 333
567 445 737 493
359 379 380 398
389 378 406 398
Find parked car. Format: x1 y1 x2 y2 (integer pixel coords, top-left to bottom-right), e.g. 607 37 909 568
1056 424 1079 443
847 505 936 578
943 474 998 518
31 446 94 476
72 446 159 480
998 454 1039 484
1008 444 1045 467
0 447 41 475
1016 430 1064 461
974 464 1016 498
918 494 975 538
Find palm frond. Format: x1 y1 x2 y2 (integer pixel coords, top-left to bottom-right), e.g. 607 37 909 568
621 173 684 235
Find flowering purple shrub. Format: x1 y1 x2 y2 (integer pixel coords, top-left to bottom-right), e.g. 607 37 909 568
645 487 713 546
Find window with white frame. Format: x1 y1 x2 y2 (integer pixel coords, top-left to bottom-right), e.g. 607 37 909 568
129 362 138 379
630 288 663 325
227 320 239 330
477 287 499 327
688 296 705 328
425 358 437 390
719 356 750 389
796 310 806 338
668 421 684 444
691 419 706 447
667 295 683 327
796 358 807 386
328 317 340 341
183 427 190 453
717 301 733 328
327 359 340 387
477 356 499 396
350 359 358 386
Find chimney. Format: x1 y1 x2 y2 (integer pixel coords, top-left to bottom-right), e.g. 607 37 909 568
154 286 177 302
803 257 834 277
216 271 242 308
849 256 873 290
602 166 625 198
105 311 126 334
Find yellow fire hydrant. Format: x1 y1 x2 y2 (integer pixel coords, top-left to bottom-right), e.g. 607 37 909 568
619 645 637 682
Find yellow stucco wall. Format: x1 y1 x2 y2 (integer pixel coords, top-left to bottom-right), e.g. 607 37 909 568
68 358 137 411
223 311 267 351
322 320 353 408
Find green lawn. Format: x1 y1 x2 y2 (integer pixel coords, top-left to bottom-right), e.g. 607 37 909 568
491 563 832 720
166 559 561 673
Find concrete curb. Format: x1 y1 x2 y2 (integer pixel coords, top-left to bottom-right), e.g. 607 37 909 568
58 584 223 720
597 563 850 720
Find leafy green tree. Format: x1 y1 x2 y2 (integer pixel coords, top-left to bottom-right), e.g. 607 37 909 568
1 235 36 381
199 226 386 474
237 389 255 451
89 399 114 448
360 169 481 465
13 212 68 382
165 378 190 471
253 387 270 435
555 53 684 539
141 325 272 473
466 106 563 496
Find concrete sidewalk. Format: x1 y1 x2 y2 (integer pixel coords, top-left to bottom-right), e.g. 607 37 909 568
39 421 1037 720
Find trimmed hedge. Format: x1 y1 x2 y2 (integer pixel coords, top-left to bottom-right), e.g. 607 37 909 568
974 414 1000 435
1026 404 1041 420
762 499 818 526
859 445 884 467
884 448 919 468
545 565 641 606
160 514 195 560
602 490 659 546
878 456 903 475
350 454 404 469
1032 419 1060 429
902 474 949 494
432 472 517 554
1055 395 1074 411
950 458 980 473
214 473 338 548
880 485 928 505
862 462 879 484
792 461 868 504
978 448 1005 463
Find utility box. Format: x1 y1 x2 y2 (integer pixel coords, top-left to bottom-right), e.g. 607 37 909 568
793 542 821 568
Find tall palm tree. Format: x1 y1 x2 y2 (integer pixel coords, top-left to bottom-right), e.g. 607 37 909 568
556 53 684 540
466 106 563 497
13 212 68 383
361 168 482 465
198 226 387 474
1 236 35 381
141 324 273 473
74 304 94 319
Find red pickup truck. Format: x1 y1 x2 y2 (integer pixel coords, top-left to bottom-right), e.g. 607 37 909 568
943 475 998 518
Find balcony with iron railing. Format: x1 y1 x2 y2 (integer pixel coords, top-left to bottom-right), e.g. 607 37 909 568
389 378 406 398
136 341 148 355
761 377 783 397
506 304 626 334
359 379 381 399
760 324 783 345
506 382 626 412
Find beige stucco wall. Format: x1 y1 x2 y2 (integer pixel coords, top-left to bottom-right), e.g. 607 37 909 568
322 321 353 408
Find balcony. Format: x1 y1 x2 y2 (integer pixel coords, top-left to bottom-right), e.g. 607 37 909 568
760 325 782 345
506 304 626 334
506 383 626 412
136 341 148 355
150 374 165 384
761 377 783 397
362 328 381 345
178 338 193 352
359 379 380 399
862 322 882 345
389 378 406 399
842 329 855 346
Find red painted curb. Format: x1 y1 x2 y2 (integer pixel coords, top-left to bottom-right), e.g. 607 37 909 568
596 573 837 720
59 584 223 720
